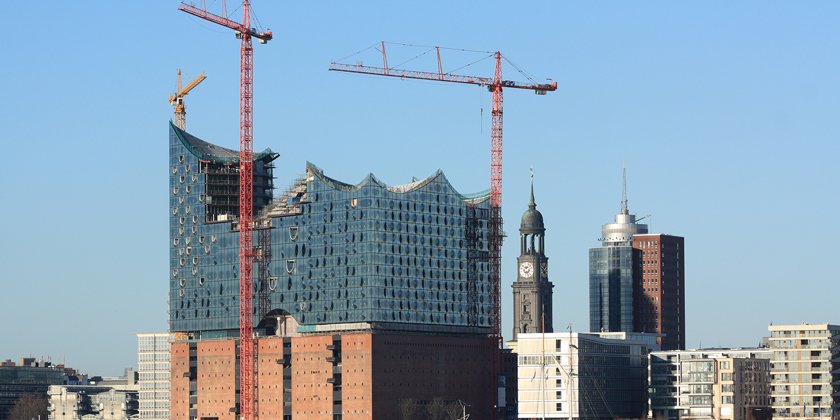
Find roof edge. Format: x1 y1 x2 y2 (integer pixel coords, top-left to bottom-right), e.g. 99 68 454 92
305 161 491 203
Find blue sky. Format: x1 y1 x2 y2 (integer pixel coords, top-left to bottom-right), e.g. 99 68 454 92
1 1 837 376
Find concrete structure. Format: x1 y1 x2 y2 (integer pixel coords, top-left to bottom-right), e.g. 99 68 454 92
516 332 651 419
0 359 64 419
167 123 497 420
47 385 138 420
512 178 553 340
768 323 840 420
136 333 171 419
649 348 771 420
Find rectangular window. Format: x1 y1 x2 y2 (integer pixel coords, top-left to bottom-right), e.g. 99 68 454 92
556 403 563 412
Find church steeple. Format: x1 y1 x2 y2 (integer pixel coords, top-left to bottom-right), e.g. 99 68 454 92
520 168 545 241
511 168 553 340
529 167 536 208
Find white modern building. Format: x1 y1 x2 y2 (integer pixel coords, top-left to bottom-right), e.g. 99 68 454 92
768 323 840 420
48 385 138 420
516 332 651 419
136 332 172 419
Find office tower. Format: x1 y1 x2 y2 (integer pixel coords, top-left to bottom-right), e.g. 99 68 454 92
589 165 685 350
167 123 495 419
0 360 63 419
136 333 171 419
649 348 771 420
768 323 840 420
633 233 685 350
512 177 553 340
589 166 648 334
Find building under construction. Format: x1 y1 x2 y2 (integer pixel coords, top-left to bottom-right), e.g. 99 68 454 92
168 122 496 419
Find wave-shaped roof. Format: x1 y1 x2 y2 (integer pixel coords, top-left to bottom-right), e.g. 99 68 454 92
171 121 275 164
306 161 490 204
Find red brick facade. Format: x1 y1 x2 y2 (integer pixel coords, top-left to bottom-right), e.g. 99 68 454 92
633 233 685 350
171 332 492 419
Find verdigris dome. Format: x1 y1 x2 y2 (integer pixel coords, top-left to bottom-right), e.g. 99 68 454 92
520 182 545 234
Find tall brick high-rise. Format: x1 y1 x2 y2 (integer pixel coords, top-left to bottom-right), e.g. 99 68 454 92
632 233 685 350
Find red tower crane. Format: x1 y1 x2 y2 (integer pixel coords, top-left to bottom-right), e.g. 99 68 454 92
330 42 556 417
178 3 272 420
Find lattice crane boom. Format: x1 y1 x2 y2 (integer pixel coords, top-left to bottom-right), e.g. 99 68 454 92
169 70 206 130
330 43 556 419
179 3 271 420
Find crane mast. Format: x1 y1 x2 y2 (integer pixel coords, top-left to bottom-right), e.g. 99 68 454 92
178 3 272 420
330 44 556 418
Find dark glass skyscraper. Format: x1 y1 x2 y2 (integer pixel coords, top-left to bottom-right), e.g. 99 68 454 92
589 208 647 333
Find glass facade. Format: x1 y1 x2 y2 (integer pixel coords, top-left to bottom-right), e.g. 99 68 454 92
169 123 493 334
0 366 63 419
589 246 635 333
589 210 647 334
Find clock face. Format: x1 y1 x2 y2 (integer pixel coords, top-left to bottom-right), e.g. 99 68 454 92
519 262 534 278
541 262 548 277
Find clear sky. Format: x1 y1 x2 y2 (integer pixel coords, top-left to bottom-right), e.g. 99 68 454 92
1 1 837 376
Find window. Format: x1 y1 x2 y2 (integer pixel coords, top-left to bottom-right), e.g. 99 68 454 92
556 379 562 387
556 403 563 411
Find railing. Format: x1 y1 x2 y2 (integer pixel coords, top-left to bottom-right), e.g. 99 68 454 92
203 167 239 175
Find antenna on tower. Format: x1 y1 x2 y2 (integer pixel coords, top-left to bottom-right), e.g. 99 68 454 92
621 161 629 214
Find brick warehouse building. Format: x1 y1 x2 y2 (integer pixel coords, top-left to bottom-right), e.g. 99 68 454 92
168 122 495 419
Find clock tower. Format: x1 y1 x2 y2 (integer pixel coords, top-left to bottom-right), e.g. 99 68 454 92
511 172 554 341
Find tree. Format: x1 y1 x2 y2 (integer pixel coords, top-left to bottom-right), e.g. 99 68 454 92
8 393 48 420
399 398 419 420
444 402 462 420
426 397 445 420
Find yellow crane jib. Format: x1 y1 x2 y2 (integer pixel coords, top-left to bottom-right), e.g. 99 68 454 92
169 70 207 130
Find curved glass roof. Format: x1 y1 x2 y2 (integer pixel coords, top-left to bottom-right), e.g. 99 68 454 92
306 161 490 204
170 121 275 164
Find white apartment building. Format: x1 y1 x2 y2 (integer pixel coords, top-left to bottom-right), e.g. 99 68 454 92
649 348 771 420
136 332 172 419
768 323 839 420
